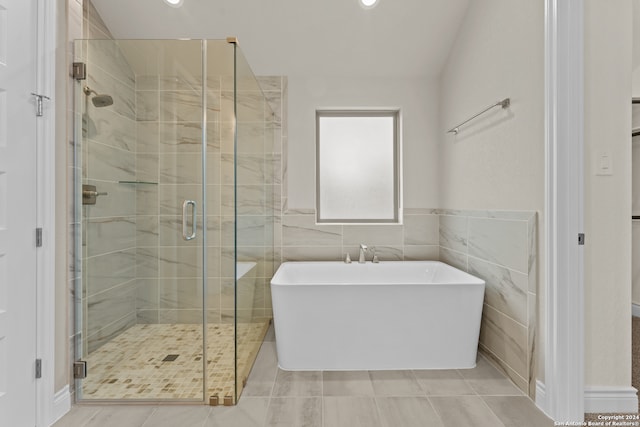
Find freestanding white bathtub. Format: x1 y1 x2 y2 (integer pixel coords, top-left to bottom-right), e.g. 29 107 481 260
270 261 485 371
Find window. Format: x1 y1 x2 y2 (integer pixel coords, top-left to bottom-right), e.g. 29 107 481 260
316 110 400 223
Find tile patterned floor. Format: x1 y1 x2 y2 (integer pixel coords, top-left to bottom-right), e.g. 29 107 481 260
80 321 269 401
57 325 555 427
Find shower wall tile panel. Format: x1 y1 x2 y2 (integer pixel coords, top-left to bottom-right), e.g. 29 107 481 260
134 74 284 324
437 209 537 399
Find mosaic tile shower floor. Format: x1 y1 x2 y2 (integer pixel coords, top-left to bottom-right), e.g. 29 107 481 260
81 321 270 401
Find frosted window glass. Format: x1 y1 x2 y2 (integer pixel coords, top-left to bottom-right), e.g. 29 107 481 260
317 111 399 222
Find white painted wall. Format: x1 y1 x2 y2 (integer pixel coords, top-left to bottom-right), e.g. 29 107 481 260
584 0 633 387
437 0 545 380
286 75 440 210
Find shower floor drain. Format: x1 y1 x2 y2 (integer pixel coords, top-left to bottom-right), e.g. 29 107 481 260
162 354 179 362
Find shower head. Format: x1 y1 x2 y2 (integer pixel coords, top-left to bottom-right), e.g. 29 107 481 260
83 86 114 108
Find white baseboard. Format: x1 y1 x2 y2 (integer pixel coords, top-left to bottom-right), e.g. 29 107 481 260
535 380 551 418
584 386 638 413
51 385 71 426
632 303 640 318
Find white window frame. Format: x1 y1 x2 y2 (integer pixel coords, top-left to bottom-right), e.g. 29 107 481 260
315 110 401 224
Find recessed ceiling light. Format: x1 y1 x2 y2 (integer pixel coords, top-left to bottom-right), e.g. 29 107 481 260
360 0 378 8
164 0 183 7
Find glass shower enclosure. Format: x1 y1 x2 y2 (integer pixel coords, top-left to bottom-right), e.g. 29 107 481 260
73 39 275 404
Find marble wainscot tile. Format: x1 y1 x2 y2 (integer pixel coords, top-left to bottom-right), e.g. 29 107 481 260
221 91 266 123
265 397 322 427
342 224 403 246
136 184 158 216
135 75 158 91
439 214 468 252
438 247 467 271
468 257 528 325
282 246 343 262
227 122 266 154
159 74 202 91
158 246 200 278
136 309 158 324
403 245 439 261
136 215 159 247
375 396 445 427
85 107 136 152
158 215 209 247
158 121 219 153
468 218 528 273
346 245 403 262
478 305 528 387
136 278 158 310
135 91 158 121
85 249 136 296
86 142 136 182
219 246 264 278
403 214 439 245
221 153 266 185
159 152 202 184
158 278 206 309
527 214 538 293
222 185 266 216
283 215 342 246
135 152 158 183
136 122 159 153
160 90 220 123
85 217 136 258
136 247 159 278
528 292 537 398
85 61 135 120
256 76 282 92
221 216 267 246
86 285 136 337
265 153 282 185
158 184 202 216
158 309 203 324
83 180 135 218
264 91 282 125
404 208 439 215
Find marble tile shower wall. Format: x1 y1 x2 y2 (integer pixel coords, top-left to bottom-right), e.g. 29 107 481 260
79 4 139 354
134 75 283 325
439 210 537 398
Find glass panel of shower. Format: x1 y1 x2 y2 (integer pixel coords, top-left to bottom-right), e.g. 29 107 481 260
73 39 274 405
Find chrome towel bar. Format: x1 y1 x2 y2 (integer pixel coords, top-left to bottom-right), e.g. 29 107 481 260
447 98 511 135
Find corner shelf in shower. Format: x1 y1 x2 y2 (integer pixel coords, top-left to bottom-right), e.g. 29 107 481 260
118 180 158 185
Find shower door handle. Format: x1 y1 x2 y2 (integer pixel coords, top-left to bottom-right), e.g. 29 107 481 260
182 200 197 241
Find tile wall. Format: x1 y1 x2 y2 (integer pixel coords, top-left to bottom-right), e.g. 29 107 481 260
279 208 440 263
79 3 139 354
439 209 537 398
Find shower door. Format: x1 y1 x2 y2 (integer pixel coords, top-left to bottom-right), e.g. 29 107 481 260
73 39 213 402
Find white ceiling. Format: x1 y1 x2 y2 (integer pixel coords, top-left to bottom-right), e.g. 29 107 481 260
92 0 469 78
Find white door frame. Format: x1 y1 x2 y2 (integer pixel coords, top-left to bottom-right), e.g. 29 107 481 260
35 0 58 425
542 0 585 421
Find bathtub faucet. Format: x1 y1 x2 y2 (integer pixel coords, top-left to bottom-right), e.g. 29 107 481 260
359 244 368 263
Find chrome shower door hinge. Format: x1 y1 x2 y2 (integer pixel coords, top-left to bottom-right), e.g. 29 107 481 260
73 361 87 379
578 233 585 245
35 359 42 379
72 62 87 80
